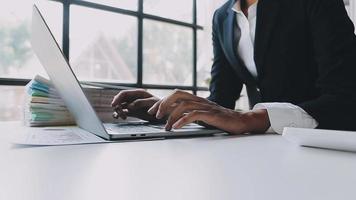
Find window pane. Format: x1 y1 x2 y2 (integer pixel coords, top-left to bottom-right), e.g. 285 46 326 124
197 0 225 26
197 0 209 26
70 5 137 83
143 20 193 86
0 0 62 79
197 0 226 87
0 86 25 121
78 0 137 10
147 89 174 98
147 89 192 98
197 30 213 87
196 90 210 98
345 0 352 18
143 0 192 23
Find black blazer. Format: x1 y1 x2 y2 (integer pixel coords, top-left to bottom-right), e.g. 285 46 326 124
208 0 356 131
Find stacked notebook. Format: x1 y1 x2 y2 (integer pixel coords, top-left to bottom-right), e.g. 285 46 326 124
24 75 120 127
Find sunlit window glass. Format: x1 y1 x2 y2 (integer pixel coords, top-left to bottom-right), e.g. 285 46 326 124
77 0 137 10
143 0 193 23
0 0 62 79
70 5 138 83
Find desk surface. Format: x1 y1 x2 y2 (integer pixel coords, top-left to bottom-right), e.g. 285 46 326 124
1 121 356 200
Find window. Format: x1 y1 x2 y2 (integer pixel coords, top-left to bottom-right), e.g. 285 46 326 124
78 0 137 10
1 0 223 120
70 5 137 83
143 19 193 86
0 0 62 80
0 86 25 121
0 0 213 92
143 0 193 23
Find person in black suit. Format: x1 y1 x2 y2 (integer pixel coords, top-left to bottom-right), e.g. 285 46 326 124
112 0 356 134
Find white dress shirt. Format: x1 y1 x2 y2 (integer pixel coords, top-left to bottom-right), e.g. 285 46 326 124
232 0 318 134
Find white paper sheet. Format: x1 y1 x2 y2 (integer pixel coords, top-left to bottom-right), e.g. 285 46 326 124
283 127 356 152
13 127 109 146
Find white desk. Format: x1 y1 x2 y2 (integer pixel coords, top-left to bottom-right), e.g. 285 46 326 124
1 121 356 200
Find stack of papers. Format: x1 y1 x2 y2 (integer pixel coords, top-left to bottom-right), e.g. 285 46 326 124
83 86 120 123
24 75 74 126
24 75 120 127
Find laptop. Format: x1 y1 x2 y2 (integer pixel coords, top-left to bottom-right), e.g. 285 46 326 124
283 127 356 152
30 5 221 140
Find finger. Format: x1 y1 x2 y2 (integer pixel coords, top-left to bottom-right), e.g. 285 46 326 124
114 104 127 120
147 98 178 119
112 111 127 120
118 110 130 120
155 90 202 119
111 89 148 107
147 99 162 115
112 111 119 119
112 89 149 120
119 102 129 109
123 109 159 122
127 97 157 111
124 109 150 119
165 101 211 130
113 109 128 120
172 110 210 129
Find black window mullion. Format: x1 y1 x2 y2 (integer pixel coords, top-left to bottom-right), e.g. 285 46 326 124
192 0 198 95
137 0 143 87
71 0 139 17
142 13 203 30
62 0 70 59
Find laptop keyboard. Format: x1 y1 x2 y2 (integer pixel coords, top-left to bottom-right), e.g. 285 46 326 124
104 123 165 134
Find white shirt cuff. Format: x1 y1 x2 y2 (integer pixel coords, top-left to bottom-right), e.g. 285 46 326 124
253 103 319 134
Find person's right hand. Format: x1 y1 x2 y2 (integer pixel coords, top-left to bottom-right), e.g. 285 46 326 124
111 89 162 123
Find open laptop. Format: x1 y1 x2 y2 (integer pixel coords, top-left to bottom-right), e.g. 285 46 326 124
30 5 221 140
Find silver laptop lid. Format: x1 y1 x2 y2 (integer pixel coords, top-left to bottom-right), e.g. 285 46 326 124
31 5 110 140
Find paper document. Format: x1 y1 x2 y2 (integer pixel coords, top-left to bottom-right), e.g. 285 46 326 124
13 127 109 146
283 127 356 152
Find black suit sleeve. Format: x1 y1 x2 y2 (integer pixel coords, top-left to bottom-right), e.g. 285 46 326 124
207 11 243 109
299 0 356 130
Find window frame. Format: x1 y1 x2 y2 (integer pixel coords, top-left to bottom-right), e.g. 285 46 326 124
0 0 209 94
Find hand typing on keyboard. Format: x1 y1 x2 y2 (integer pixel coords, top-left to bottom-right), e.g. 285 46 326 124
111 89 270 135
147 90 270 134
111 89 165 124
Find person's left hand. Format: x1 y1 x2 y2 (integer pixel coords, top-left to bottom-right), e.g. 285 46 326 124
148 90 271 134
